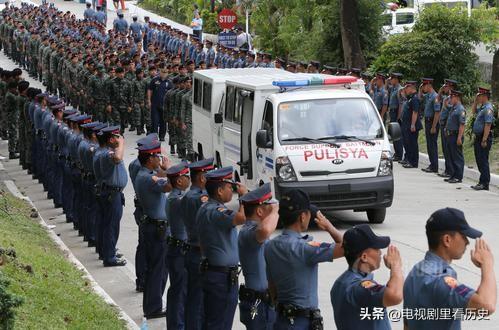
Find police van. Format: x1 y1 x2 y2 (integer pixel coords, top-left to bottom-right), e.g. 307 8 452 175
192 70 401 223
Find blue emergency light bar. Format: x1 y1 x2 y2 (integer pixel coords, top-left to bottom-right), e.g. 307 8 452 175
272 75 358 88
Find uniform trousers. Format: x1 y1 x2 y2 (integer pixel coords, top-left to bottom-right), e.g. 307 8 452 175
446 134 464 180
440 125 453 175
474 134 492 186
274 315 310 330
100 191 123 263
424 118 439 172
239 299 275 330
184 248 204 330
150 105 166 139
166 244 187 329
202 270 238 330
134 203 146 288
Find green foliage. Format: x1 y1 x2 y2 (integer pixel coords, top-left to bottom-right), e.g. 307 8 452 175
371 5 481 95
472 3 499 51
0 273 23 330
251 0 384 64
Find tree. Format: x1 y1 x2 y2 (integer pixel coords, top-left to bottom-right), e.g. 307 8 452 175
340 0 365 68
370 4 481 95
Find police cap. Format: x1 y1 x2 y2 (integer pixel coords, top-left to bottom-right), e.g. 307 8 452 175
138 140 161 155
100 125 121 136
188 157 214 172
343 224 390 257
205 166 234 183
477 87 490 96
166 163 190 178
421 77 434 85
239 183 277 205
426 208 482 238
278 189 318 219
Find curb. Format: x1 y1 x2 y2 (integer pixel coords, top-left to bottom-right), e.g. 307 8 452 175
2 179 139 330
418 152 499 187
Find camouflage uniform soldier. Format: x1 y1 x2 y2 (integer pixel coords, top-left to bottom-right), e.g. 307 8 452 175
103 67 116 123
164 76 179 154
49 42 59 95
41 39 52 91
88 65 108 123
107 67 132 133
27 30 39 77
179 77 193 160
173 78 188 159
16 81 29 168
131 68 148 135
5 81 19 159
0 70 8 139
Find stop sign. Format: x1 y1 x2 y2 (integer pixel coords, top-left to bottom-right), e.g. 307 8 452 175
218 9 238 30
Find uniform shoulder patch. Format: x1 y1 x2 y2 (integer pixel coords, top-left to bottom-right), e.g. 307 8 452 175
443 276 458 288
307 241 321 247
217 207 226 212
200 195 208 203
360 280 375 289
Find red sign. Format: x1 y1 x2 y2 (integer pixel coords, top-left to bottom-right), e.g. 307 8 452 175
218 9 237 30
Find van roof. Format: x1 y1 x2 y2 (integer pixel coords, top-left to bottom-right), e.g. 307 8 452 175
193 68 295 84
269 88 371 104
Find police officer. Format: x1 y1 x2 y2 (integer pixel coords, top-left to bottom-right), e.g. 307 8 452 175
437 79 457 178
419 78 441 173
181 157 214 330
471 87 494 191
166 163 191 329
197 166 248 330
387 73 404 161
147 64 172 141
99 126 128 267
400 81 422 169
444 90 466 184
134 139 171 319
264 189 344 330
331 225 403 330
238 183 279 330
404 208 496 330
371 73 388 121
113 10 129 34
129 15 143 44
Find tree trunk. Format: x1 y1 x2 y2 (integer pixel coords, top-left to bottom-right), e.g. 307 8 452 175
339 0 366 68
492 48 499 102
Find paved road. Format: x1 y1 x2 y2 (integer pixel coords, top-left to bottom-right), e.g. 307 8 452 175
1 2 498 329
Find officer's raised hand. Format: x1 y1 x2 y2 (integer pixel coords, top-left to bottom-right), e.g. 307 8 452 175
314 210 334 231
471 238 494 268
235 182 248 196
383 245 402 270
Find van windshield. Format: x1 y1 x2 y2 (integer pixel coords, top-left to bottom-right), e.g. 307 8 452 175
278 98 383 144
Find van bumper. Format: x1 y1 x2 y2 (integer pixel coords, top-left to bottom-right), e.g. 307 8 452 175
275 175 393 211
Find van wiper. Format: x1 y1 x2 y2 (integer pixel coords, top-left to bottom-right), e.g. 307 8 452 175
322 135 376 146
282 137 340 148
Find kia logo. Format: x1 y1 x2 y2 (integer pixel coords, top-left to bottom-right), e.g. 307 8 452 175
332 159 344 165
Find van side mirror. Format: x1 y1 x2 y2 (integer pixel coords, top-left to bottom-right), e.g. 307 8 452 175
387 122 401 142
256 130 272 149
214 113 223 124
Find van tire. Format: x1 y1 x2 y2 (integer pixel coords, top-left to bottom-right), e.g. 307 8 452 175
367 208 386 224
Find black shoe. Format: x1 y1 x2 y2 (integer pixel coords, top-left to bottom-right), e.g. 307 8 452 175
73 223 79 230
116 252 123 258
129 126 136 132
444 178 452 182
402 163 415 168
78 230 84 237
66 217 73 223
103 258 127 267
438 172 451 178
448 178 462 184
9 152 19 159
145 310 167 319
398 160 408 165
392 156 401 161
421 167 435 173
170 145 176 155
135 284 144 292
88 240 96 247
54 202 62 208
471 183 489 191
83 236 89 242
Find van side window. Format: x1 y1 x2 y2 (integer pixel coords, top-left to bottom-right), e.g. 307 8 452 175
193 78 202 106
234 89 243 125
396 12 414 25
225 86 236 122
262 101 273 132
202 82 212 111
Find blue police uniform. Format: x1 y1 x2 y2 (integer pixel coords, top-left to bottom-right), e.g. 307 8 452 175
197 166 239 330
373 85 388 115
331 269 390 330
84 7 95 21
472 100 494 188
265 229 334 329
166 163 190 329
92 125 109 259
94 10 106 25
445 101 466 181
99 126 128 265
134 142 170 316
113 16 129 34
404 252 475 330
180 158 214 330
423 89 441 172
401 89 421 168
388 82 403 160
148 76 172 140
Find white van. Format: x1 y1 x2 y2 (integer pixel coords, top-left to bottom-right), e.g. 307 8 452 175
382 0 471 35
192 72 401 223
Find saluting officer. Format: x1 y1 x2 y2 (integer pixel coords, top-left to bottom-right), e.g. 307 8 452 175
420 78 441 173
99 126 128 267
387 73 404 161
444 90 466 184
404 208 497 330
264 189 344 330
197 166 248 330
166 163 191 329
134 139 171 319
238 183 279 330
471 87 494 191
331 225 403 330
181 157 214 330
371 73 388 121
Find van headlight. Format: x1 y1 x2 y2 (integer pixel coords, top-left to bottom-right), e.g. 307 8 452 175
276 156 297 182
377 151 392 176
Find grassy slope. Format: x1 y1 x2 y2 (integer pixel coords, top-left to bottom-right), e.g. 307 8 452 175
0 190 127 330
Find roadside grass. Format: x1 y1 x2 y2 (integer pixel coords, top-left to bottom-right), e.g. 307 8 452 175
416 130 499 175
0 189 127 330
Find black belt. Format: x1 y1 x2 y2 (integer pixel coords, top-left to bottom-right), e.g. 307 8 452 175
277 304 320 319
102 185 124 193
239 284 271 304
144 217 167 224
167 236 188 248
201 259 238 273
